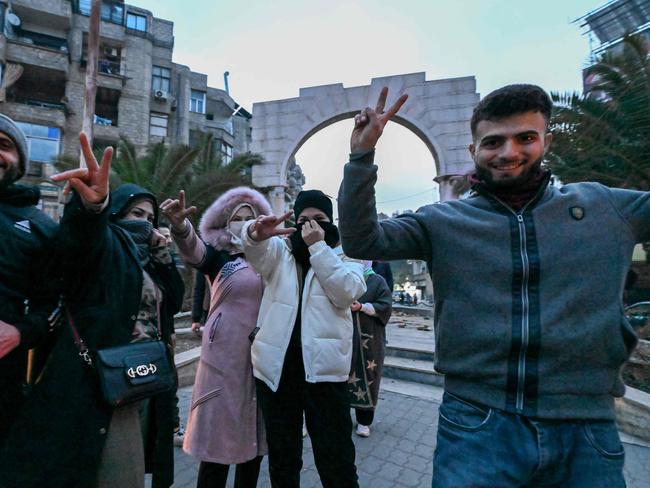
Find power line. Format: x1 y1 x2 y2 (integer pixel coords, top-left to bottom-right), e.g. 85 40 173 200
376 187 436 205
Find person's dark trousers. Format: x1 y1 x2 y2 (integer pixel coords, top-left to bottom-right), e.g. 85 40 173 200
0 357 25 449
196 456 263 488
172 370 181 430
432 391 626 488
355 408 374 426
256 346 358 488
143 391 176 488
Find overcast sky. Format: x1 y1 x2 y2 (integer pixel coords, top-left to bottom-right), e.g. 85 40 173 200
132 0 604 215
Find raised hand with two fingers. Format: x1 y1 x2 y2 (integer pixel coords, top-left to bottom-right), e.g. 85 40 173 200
350 86 408 153
51 132 113 205
159 190 198 234
247 211 296 242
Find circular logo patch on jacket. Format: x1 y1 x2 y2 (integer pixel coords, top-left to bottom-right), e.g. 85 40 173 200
569 206 585 220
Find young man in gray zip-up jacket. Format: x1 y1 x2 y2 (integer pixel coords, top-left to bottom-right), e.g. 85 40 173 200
338 84 647 487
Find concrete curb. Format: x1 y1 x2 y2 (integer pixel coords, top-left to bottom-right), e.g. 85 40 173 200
617 387 650 443
175 346 200 388
393 304 433 318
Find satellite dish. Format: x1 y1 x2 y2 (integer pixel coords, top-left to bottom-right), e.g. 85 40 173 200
6 13 21 28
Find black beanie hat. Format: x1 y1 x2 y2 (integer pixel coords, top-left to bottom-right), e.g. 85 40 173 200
293 190 333 222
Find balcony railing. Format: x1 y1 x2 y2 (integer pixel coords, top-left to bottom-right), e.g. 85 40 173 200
14 29 69 53
94 114 116 126
13 97 67 112
80 58 123 77
204 117 234 136
98 59 121 76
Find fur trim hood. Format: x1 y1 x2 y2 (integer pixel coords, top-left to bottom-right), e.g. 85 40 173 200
199 186 272 251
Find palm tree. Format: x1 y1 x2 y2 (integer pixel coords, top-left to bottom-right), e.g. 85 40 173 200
109 137 197 202
548 34 650 190
181 133 263 219
55 133 262 220
55 133 262 222
101 133 260 220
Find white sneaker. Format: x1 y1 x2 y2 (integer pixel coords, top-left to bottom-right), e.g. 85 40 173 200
356 424 370 438
173 424 185 447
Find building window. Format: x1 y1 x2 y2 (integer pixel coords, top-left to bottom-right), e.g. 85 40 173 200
150 113 168 137
14 122 61 163
77 1 124 25
94 87 120 126
126 13 147 32
152 66 171 93
78 0 91 15
102 2 123 24
221 141 233 164
190 90 206 114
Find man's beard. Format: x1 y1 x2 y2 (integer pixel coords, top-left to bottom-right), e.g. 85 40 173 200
475 156 544 190
0 164 19 188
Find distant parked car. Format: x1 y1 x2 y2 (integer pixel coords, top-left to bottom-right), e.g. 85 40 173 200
625 301 650 332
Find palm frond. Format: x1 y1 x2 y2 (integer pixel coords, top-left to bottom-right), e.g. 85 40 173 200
109 130 266 214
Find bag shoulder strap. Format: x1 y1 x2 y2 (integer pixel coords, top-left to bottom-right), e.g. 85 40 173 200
67 285 163 366
66 309 93 367
155 284 162 338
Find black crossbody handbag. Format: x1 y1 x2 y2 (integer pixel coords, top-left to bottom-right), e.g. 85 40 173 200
68 289 177 407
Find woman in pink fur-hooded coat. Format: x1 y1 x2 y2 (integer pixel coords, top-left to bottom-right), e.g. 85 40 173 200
164 187 270 488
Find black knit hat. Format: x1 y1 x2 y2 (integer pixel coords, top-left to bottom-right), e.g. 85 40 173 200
293 190 333 222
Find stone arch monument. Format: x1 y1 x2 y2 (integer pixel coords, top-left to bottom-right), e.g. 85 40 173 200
250 72 479 213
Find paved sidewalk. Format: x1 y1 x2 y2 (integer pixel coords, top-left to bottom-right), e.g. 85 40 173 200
163 384 650 488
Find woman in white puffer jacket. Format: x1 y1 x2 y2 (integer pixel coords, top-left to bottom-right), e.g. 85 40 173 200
242 190 365 488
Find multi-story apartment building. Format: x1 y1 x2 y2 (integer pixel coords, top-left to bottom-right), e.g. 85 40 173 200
0 0 252 217
580 0 650 57
579 0 650 93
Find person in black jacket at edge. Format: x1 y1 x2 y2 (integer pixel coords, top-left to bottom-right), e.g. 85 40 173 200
0 113 59 448
0 133 184 488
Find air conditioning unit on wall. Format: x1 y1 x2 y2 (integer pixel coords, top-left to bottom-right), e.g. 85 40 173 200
153 90 168 101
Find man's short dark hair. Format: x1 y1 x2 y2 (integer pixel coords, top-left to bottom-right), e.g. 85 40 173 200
470 84 552 136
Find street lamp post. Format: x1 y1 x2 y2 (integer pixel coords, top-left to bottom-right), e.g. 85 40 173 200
80 0 101 167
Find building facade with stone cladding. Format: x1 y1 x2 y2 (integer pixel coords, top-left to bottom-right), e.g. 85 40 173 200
0 0 251 219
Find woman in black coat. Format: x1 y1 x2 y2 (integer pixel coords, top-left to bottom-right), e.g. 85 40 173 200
348 262 392 438
0 134 184 488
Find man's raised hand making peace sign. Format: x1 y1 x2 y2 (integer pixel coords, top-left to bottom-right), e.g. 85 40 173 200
51 132 113 205
350 86 408 153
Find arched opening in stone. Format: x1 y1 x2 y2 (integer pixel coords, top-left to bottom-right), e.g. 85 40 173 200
292 117 438 219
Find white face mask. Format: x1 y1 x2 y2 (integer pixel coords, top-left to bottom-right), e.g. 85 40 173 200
228 220 246 254
228 220 246 238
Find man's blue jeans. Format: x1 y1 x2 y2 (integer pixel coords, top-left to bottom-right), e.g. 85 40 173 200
432 392 626 487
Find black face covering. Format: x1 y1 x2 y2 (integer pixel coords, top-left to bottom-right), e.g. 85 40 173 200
115 219 153 266
320 221 340 248
289 220 340 269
